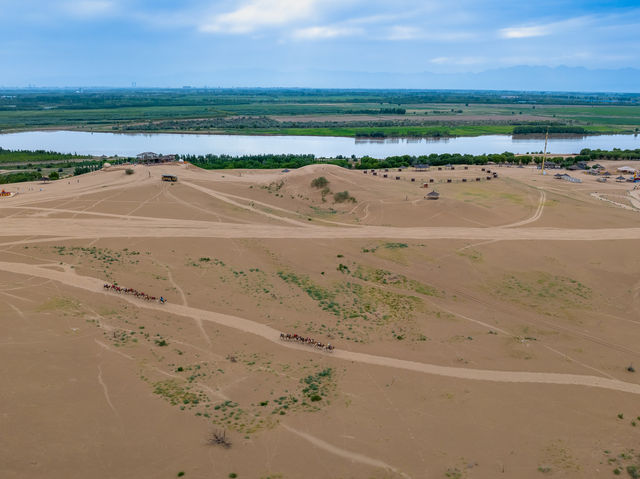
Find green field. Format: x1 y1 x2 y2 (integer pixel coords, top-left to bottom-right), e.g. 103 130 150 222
1 89 639 137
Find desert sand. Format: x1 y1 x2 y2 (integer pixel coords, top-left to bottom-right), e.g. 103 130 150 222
1 161 639 478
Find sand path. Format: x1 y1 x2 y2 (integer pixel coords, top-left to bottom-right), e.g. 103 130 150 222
1 260 639 396
3 216 640 241
502 189 546 227
282 424 411 478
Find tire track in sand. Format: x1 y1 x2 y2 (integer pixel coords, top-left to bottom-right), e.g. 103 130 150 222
282 424 411 478
501 189 546 228
1 260 640 396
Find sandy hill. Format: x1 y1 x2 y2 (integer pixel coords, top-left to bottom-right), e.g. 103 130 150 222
1 161 639 479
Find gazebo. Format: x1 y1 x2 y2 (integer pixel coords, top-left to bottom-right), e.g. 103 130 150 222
426 191 440 200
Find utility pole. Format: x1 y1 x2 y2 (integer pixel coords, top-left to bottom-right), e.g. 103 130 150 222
541 127 549 175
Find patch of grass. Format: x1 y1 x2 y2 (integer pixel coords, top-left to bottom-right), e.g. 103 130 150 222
153 380 205 407
383 242 408 249
333 190 356 203
310 176 328 188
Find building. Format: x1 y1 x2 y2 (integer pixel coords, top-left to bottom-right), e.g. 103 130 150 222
426 191 440 200
137 152 177 164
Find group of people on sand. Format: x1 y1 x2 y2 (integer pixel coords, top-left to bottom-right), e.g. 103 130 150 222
103 283 166 304
280 333 334 351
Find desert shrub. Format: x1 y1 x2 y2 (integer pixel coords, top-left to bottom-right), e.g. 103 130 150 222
125 168 134 175
49 171 59 180
333 190 355 203
311 176 328 188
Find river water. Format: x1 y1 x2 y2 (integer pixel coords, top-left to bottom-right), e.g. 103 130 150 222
1 130 639 158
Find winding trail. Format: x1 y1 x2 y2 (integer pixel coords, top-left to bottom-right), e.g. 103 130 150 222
282 424 411 478
502 189 546 227
1 260 640 396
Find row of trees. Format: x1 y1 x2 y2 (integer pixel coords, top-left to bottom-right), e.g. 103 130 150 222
180 154 349 170
513 125 588 134
579 148 640 160
0 171 41 185
0 148 87 164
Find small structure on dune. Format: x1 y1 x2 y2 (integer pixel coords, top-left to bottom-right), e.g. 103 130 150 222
161 175 178 182
617 166 637 174
425 191 440 200
137 152 177 164
616 176 627 182
556 173 581 183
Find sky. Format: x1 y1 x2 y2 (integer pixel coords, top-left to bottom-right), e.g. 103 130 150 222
1 0 639 89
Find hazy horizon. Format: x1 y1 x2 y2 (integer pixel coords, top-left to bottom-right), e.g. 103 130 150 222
2 1 640 92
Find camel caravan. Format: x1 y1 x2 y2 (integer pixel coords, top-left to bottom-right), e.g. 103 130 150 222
103 283 166 304
280 333 335 352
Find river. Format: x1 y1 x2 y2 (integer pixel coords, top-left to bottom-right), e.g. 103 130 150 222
1 130 639 158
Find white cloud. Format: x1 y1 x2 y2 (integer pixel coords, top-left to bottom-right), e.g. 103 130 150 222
499 25 549 39
293 25 361 40
64 1 116 18
200 0 320 34
499 16 592 39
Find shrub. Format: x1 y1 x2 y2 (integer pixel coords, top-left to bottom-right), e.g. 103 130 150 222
125 168 135 175
311 176 328 188
49 171 60 180
333 190 355 203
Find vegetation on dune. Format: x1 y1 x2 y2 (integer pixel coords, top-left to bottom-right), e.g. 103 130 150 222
333 191 356 203
277 269 424 342
310 176 329 188
0 147 88 164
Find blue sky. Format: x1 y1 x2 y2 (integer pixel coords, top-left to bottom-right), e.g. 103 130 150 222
1 0 639 87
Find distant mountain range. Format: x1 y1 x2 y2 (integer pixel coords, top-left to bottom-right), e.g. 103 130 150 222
199 66 640 93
